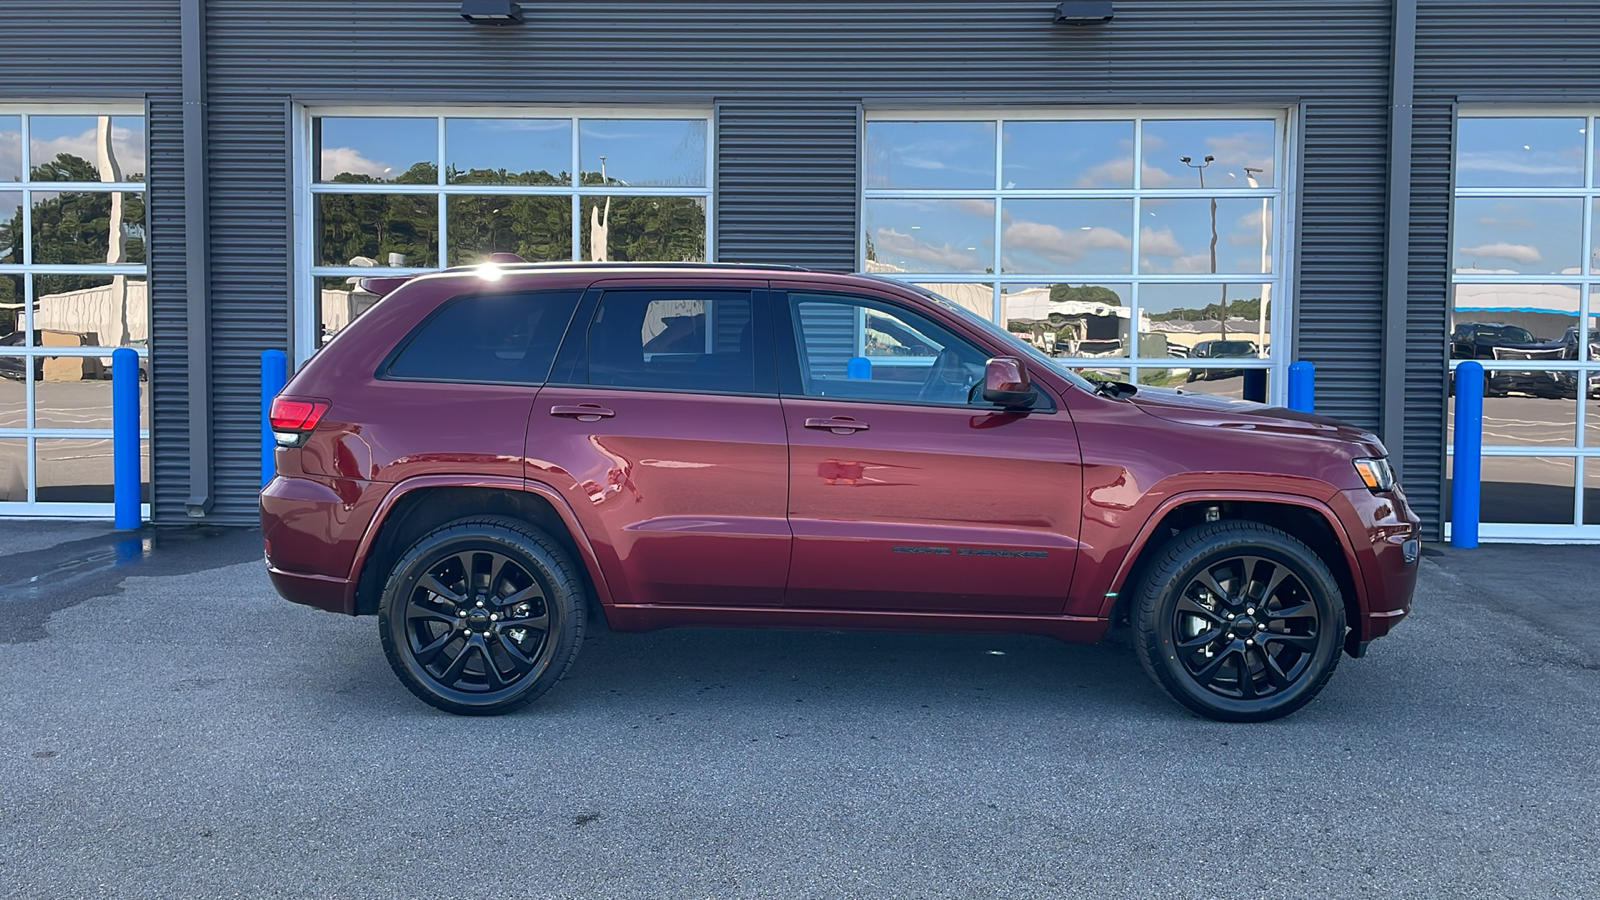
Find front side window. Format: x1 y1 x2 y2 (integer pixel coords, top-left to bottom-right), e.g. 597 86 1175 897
862 113 1287 400
306 111 711 352
788 293 989 406
583 290 755 394
385 289 581 384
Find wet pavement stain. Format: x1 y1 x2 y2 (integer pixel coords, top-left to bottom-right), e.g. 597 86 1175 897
0 526 263 644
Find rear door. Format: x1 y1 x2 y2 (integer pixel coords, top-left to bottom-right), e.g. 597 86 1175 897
773 286 1083 615
530 282 791 607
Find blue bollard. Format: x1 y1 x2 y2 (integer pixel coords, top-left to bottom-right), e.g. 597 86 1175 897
112 348 141 529
261 349 288 487
1287 360 1315 412
1451 360 1483 548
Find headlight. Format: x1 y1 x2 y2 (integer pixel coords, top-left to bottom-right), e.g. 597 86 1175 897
1353 457 1396 492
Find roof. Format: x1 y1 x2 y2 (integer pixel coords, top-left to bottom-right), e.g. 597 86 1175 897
440 261 814 275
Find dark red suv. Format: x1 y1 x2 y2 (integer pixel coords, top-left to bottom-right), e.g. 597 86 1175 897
261 263 1419 721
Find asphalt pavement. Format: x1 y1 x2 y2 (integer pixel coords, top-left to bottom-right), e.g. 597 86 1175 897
1 524 1597 898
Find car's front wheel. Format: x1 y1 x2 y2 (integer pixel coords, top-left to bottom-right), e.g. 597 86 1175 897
378 516 585 715
1133 521 1345 722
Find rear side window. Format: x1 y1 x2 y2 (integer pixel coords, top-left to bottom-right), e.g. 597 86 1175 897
385 289 581 383
584 289 756 393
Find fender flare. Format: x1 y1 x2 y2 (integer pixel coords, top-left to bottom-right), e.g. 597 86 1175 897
1097 490 1364 621
343 474 616 611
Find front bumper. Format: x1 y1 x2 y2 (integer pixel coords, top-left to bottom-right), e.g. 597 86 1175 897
1331 486 1421 651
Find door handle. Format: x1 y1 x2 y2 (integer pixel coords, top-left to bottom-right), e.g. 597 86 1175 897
804 416 870 434
550 404 616 422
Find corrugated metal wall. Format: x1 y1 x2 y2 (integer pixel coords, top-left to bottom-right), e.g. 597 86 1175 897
1412 1 1600 537
189 0 1398 524
0 4 187 520
147 94 192 523
1402 100 1455 538
715 101 861 272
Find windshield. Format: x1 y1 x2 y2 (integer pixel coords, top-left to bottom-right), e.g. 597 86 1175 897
889 281 1098 393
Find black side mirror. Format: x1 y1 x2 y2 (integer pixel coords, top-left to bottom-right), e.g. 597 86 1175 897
982 357 1039 409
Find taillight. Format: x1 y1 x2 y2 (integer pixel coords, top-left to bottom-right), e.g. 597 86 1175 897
269 397 330 447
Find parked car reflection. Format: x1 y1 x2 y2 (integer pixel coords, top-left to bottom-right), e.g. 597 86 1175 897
1184 339 1259 381
1450 322 1536 360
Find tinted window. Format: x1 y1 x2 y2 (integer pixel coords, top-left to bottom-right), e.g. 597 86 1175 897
386 289 581 383
788 293 990 406
585 290 756 393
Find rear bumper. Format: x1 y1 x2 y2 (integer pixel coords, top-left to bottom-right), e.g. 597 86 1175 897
266 565 356 615
1332 487 1421 646
261 472 385 616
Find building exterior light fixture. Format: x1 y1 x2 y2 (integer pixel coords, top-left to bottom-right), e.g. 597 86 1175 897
1055 2 1114 26
460 1 524 25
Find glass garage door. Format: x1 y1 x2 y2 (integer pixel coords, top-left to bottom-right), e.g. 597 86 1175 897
1451 111 1600 540
861 111 1291 404
298 108 713 361
0 107 150 516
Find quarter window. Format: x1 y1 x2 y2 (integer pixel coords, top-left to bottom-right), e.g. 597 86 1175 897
386 290 581 384
584 290 756 394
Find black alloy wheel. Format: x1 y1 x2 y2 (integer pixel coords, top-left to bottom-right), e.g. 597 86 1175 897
378 517 584 715
1134 521 1344 722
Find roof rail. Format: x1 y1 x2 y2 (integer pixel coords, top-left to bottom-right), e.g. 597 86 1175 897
444 260 814 273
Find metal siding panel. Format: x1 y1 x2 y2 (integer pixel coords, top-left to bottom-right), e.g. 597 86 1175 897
716 102 859 272
187 0 1393 523
1416 1 1600 97
1295 105 1389 432
0 8 181 95
1402 101 1455 540
147 94 193 523
203 97 291 523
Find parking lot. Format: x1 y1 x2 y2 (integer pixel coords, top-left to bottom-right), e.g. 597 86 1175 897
1 523 1597 898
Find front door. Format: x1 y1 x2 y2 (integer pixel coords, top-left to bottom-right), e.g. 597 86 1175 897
774 288 1083 615
530 284 791 607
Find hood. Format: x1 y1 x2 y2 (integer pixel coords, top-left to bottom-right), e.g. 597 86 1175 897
1123 386 1388 456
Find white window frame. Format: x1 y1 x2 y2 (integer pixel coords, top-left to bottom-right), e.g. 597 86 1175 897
0 102 151 518
292 105 716 363
1448 105 1600 541
859 107 1298 404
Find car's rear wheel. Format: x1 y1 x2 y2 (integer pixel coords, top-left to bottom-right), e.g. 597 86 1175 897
1133 521 1344 722
378 516 585 715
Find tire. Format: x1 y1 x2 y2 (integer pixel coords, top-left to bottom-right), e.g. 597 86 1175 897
378 516 586 716
1133 521 1345 722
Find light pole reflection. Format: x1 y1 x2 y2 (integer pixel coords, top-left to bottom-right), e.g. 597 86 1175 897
1244 166 1269 358
1181 154 1224 340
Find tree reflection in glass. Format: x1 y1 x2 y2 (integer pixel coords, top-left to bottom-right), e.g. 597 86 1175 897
447 196 571 265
